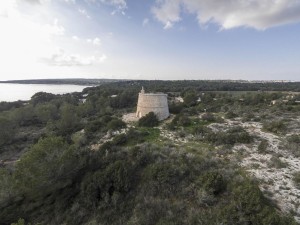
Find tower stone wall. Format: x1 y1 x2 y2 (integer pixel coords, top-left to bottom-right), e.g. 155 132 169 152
136 88 169 121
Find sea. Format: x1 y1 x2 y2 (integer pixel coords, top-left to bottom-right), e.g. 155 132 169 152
0 83 91 102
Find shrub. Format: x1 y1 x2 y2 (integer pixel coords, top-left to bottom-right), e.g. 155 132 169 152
30 92 56 106
138 112 159 127
225 111 238 119
197 171 226 195
112 134 128 145
258 140 268 153
85 119 104 135
14 136 80 195
183 91 197 107
268 156 288 169
0 117 15 146
55 104 82 136
206 126 253 145
287 134 300 144
11 218 25 225
263 120 286 134
285 135 300 157
107 118 126 130
0 169 16 204
293 172 300 189
201 113 216 122
176 114 191 126
169 103 184 114
170 114 191 127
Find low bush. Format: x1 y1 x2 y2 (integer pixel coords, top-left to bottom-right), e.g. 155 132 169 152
138 112 159 127
263 120 287 134
206 126 253 145
258 139 269 153
268 156 288 169
107 118 126 130
293 172 300 189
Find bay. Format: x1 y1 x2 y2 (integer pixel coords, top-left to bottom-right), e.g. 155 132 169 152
0 83 91 102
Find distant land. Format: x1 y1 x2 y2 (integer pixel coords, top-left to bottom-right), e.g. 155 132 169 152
0 78 296 86
0 78 127 86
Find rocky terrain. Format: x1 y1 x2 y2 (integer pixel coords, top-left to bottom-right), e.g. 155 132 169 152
122 112 300 222
209 117 300 222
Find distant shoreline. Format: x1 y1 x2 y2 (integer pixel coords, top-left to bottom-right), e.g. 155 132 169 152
0 78 297 86
0 78 125 86
0 83 91 102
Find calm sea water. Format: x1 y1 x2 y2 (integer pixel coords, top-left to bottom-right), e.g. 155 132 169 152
0 83 91 102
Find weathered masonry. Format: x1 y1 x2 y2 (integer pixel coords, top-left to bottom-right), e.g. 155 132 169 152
136 87 169 121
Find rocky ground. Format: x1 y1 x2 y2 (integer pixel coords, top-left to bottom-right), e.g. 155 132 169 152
119 112 300 222
122 113 139 123
156 114 300 222
210 118 300 222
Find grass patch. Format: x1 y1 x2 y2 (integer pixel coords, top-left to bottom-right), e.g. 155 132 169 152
136 127 160 143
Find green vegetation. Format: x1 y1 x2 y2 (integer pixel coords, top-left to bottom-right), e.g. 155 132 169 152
1 143 296 225
268 156 288 169
258 140 269 154
293 172 300 189
285 135 300 157
206 126 253 146
0 117 15 146
263 120 287 135
138 112 159 127
0 80 299 224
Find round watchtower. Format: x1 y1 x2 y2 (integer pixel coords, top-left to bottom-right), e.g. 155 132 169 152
136 87 169 121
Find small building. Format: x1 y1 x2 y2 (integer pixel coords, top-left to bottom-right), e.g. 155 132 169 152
136 87 169 121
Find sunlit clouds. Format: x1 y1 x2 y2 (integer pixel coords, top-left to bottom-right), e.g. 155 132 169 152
0 0 107 79
152 0 300 30
0 0 300 81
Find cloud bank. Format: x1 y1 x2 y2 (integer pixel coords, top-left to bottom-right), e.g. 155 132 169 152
40 49 107 66
152 0 300 30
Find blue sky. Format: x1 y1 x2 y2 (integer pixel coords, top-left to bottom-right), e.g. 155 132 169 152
0 0 300 81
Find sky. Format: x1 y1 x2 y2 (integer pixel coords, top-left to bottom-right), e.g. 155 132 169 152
0 0 300 81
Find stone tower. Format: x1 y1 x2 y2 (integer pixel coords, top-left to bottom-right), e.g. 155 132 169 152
136 87 169 121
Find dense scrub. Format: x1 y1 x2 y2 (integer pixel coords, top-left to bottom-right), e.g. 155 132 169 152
0 80 300 224
0 139 296 225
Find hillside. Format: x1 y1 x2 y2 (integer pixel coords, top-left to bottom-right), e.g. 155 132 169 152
0 80 300 225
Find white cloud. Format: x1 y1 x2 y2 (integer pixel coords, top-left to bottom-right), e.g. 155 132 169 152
0 1 14 17
86 37 101 46
152 0 300 30
43 19 65 36
63 0 76 4
86 0 126 9
72 35 80 41
87 0 127 15
40 48 106 66
78 8 91 19
24 0 74 4
152 0 181 29
142 18 149 26
100 0 126 9
99 54 107 62
0 0 110 78
0 0 66 71
164 21 173 29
